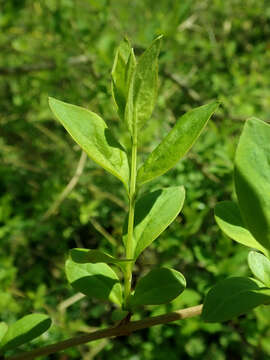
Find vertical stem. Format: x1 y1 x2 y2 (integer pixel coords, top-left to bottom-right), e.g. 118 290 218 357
124 127 137 308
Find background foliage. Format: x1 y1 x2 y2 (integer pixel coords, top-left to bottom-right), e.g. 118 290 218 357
1 0 270 358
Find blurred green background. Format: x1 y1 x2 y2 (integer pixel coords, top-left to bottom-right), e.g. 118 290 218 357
1 0 270 359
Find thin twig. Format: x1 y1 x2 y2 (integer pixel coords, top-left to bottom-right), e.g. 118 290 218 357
5 305 202 360
42 151 87 221
89 218 117 246
0 55 99 79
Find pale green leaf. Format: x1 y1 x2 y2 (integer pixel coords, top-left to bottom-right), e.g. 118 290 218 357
202 276 270 322
131 267 186 306
49 97 129 190
0 322 8 344
65 258 122 306
235 117 270 250
70 248 133 268
1 314 51 351
215 201 267 255
111 39 136 119
123 186 185 259
137 101 220 185
248 251 270 287
125 36 162 133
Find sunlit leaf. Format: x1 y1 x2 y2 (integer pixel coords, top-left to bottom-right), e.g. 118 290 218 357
248 251 270 287
235 117 270 250
123 186 185 259
49 97 129 190
137 101 220 184
1 314 51 351
215 201 267 255
65 258 122 306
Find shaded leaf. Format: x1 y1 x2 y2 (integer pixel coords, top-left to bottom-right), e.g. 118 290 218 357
1 314 51 351
131 267 186 306
202 277 270 322
111 309 129 323
137 101 220 184
123 186 185 259
49 97 129 190
248 251 270 287
235 117 270 250
214 201 267 255
65 258 122 306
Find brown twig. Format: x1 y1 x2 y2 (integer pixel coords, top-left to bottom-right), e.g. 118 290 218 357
5 305 202 360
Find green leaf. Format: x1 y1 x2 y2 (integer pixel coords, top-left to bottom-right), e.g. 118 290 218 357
70 248 133 268
248 251 270 287
111 39 136 120
0 322 8 344
137 101 220 185
123 186 185 259
131 267 186 306
202 277 270 322
214 201 267 255
235 117 270 250
111 309 129 323
1 314 51 351
65 258 122 306
49 97 129 190
125 36 162 134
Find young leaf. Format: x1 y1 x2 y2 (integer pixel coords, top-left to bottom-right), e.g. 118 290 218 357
137 101 220 185
214 201 267 255
125 36 162 133
48 97 129 190
131 267 186 306
123 186 185 259
112 39 136 120
1 314 51 351
65 258 122 306
0 322 8 344
70 248 133 267
248 251 270 287
202 277 270 323
235 117 270 251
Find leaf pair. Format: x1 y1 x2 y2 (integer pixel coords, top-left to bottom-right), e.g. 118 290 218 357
0 314 51 352
214 118 270 254
204 118 270 322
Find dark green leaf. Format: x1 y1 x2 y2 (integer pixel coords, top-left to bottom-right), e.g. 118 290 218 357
123 186 185 259
131 267 186 306
65 258 122 306
49 97 129 190
235 117 270 250
1 314 51 351
248 251 270 287
202 277 270 322
215 201 267 255
111 309 129 323
137 101 220 185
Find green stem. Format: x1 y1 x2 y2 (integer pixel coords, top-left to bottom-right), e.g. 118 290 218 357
124 128 137 308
